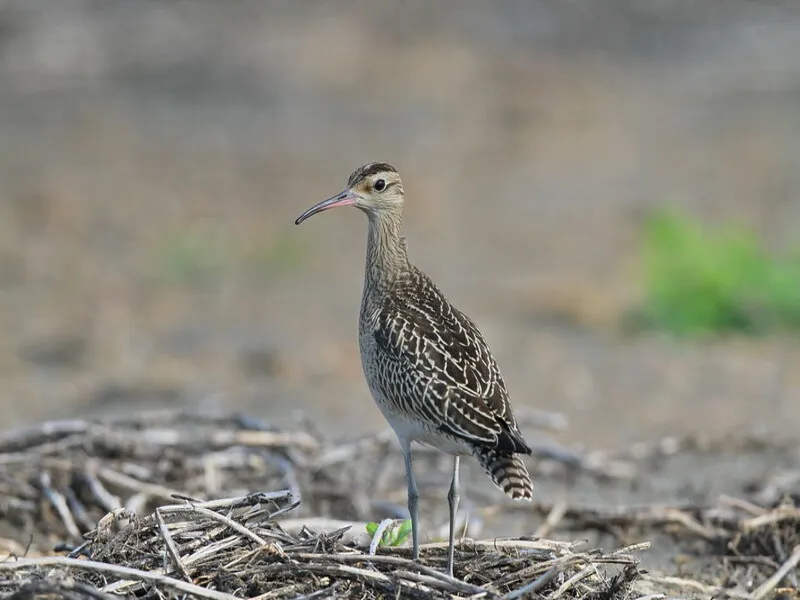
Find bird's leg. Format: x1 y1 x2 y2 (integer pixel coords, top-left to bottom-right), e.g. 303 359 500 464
401 440 420 561
446 456 460 577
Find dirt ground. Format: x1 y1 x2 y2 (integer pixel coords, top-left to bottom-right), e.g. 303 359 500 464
0 1 799 597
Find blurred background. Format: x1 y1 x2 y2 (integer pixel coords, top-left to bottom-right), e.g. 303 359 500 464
1 0 799 449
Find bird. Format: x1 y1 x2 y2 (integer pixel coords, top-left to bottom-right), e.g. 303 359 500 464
294 162 533 577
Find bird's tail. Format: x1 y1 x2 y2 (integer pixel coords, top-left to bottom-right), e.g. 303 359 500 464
473 447 533 501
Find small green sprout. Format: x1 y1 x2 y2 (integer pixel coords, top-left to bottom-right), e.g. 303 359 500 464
366 519 413 548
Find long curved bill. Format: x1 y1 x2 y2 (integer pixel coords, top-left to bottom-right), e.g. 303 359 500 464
295 190 360 225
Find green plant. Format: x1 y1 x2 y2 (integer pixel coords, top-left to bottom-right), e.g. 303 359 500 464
634 207 800 335
243 233 308 278
365 519 413 548
154 229 229 285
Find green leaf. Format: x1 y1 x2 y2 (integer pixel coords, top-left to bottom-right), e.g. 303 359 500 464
635 207 800 336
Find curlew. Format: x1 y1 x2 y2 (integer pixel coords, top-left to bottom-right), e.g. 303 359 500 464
295 162 533 577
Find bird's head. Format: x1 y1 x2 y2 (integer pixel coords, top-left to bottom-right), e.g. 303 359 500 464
295 162 403 225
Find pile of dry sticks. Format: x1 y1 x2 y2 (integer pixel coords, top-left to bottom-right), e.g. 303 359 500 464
0 410 797 599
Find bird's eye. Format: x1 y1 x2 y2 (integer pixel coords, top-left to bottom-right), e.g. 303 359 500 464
373 179 386 192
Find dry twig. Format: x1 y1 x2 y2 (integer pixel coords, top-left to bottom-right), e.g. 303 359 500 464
1 409 798 599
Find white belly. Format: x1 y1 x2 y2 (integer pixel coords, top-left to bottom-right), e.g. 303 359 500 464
372 394 473 456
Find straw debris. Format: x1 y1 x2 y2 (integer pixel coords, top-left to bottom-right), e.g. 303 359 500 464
0 410 798 599
1 491 645 599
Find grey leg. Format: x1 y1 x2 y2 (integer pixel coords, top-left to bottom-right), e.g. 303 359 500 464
400 440 419 561
447 456 460 577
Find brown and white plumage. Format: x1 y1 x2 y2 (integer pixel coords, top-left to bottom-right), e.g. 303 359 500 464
295 162 533 576
364 262 533 498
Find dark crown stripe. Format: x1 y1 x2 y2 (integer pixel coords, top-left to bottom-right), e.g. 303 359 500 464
348 162 398 186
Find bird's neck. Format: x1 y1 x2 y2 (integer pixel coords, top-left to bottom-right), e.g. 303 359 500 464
364 209 409 294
